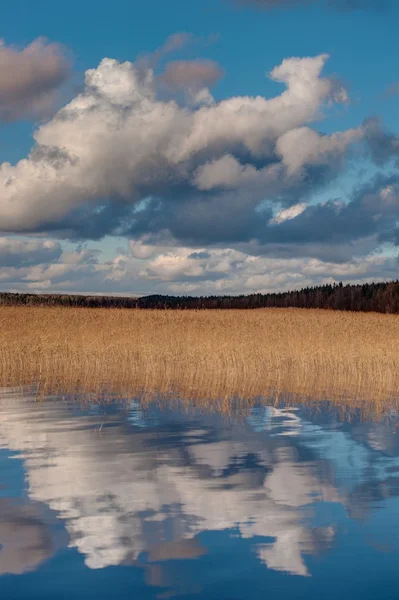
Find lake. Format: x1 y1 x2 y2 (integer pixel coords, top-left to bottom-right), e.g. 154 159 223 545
1 388 399 599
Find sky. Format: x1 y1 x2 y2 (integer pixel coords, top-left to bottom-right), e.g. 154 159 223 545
0 0 398 296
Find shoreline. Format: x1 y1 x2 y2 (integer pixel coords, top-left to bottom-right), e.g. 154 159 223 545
1 280 399 313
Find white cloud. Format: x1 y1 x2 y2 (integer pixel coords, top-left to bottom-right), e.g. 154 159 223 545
270 203 307 224
0 52 354 233
1 40 398 293
276 126 363 175
194 154 280 190
0 237 62 267
1 236 396 296
0 38 70 122
158 59 223 91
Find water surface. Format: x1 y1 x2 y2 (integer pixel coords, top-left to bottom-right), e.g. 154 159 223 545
1 389 399 599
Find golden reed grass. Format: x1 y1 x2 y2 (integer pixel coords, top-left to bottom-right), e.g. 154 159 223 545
0 306 398 418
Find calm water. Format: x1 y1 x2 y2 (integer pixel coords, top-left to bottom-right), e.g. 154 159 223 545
1 390 399 599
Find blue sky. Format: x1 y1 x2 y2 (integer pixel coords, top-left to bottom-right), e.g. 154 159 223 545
0 0 398 295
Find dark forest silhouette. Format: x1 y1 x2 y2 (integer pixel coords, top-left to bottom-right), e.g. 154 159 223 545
1 280 399 313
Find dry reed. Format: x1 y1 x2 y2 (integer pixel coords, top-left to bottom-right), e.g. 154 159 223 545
0 306 398 417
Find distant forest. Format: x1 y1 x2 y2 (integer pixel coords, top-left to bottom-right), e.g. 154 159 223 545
1 280 399 313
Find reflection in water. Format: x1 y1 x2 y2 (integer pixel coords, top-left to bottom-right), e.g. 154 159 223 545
0 498 64 575
1 388 399 598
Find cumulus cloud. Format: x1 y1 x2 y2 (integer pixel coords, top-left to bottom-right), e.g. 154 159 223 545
193 155 279 190
363 117 399 165
0 237 62 267
0 232 397 296
0 52 354 235
158 59 224 105
276 126 363 175
0 242 106 292
0 41 398 294
2 175 398 295
137 245 399 293
270 203 307 224
159 59 223 90
123 166 399 252
0 38 70 122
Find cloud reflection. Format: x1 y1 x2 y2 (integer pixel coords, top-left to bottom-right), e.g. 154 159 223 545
0 498 66 575
0 390 398 587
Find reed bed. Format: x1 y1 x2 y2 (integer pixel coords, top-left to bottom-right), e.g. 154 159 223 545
0 306 398 417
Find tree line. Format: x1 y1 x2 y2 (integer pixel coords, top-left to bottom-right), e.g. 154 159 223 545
1 280 399 313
